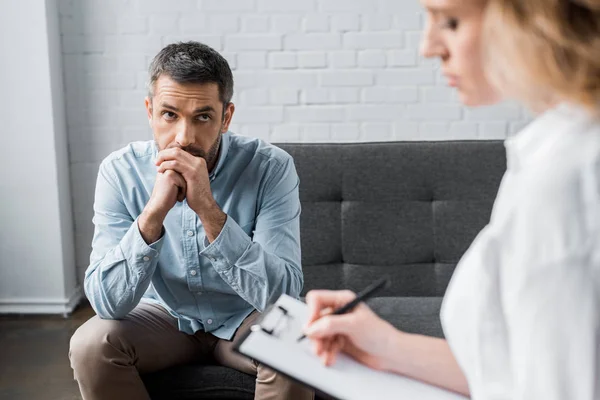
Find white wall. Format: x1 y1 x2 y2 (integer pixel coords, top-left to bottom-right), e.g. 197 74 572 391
0 0 79 314
58 0 532 282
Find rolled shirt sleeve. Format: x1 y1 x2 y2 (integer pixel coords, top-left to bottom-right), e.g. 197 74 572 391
200 156 304 311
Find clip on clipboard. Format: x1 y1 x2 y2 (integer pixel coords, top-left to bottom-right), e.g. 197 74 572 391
234 294 467 400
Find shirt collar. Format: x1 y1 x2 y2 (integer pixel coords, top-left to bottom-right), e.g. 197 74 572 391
210 131 230 181
504 103 589 170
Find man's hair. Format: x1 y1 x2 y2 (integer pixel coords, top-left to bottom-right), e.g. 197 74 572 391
147 41 234 105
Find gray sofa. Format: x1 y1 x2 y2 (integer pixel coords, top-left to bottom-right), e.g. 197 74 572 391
143 140 507 399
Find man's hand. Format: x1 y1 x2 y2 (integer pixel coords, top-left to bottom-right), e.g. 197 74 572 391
156 148 226 242
139 169 187 244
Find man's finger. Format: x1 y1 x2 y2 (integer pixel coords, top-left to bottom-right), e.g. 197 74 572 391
155 147 194 166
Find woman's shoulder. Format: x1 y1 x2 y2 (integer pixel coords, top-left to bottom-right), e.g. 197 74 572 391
502 105 600 265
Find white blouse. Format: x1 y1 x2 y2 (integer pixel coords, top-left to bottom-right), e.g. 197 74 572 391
441 104 600 400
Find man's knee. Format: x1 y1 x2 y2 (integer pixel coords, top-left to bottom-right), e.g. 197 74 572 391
69 316 130 373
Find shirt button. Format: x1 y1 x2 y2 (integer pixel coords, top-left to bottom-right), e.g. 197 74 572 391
143 256 150 262
187 230 194 237
207 319 213 324
190 269 197 276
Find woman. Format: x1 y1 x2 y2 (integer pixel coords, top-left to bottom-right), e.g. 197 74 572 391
304 0 600 398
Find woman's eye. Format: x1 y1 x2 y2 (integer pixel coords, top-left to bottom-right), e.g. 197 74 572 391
444 18 459 30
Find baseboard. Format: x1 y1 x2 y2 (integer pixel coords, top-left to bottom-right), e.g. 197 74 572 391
0 285 83 315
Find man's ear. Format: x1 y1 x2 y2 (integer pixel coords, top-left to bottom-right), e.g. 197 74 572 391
145 96 153 126
221 103 235 133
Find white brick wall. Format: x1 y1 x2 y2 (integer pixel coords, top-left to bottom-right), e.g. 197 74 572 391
58 0 531 281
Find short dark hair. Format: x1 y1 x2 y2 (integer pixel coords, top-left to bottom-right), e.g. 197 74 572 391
147 41 234 105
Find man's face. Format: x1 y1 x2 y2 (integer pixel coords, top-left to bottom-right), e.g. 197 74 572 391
145 75 235 171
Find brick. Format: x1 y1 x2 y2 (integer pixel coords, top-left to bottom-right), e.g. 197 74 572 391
302 124 331 142
358 50 387 68
119 90 147 108
179 15 211 34
330 88 359 104
242 16 270 33
268 52 297 69
320 0 376 12
239 124 271 141
240 89 269 106
258 0 316 12
407 104 462 121
271 15 302 33
298 52 327 68
135 0 197 15
331 14 360 32
331 123 361 141
362 15 392 31
201 0 256 12
234 107 284 123
271 125 302 142
284 34 341 50
392 122 420 140
118 17 148 34
302 89 330 105
226 35 282 51
361 122 393 141
303 15 330 32
149 15 179 35
84 73 137 90
406 31 423 50
237 52 267 68
286 106 345 122
376 69 435 85
465 104 521 121
449 122 479 137
388 49 417 67
422 87 457 102
479 122 508 139
234 71 318 88
363 88 418 103
344 32 404 49
395 14 423 30
104 35 163 55
320 71 373 87
345 105 405 121
330 51 356 68
270 89 299 105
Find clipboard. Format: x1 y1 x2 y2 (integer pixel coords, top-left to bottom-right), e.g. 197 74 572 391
234 294 468 400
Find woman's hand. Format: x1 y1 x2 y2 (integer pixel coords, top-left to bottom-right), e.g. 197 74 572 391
304 290 403 371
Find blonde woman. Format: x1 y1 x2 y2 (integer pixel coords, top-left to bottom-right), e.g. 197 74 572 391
303 0 600 398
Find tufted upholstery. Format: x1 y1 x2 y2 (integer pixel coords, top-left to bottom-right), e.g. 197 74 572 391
144 140 507 399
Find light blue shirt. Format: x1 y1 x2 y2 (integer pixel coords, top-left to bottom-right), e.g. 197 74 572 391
85 132 303 340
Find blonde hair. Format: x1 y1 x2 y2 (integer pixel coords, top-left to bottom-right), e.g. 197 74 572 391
483 0 600 112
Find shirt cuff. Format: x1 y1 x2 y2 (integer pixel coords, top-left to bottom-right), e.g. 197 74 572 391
118 217 164 275
200 215 252 270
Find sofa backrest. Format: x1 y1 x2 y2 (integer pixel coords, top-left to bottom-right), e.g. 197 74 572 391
277 141 506 299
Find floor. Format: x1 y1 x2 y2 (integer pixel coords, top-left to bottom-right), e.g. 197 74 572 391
0 303 95 400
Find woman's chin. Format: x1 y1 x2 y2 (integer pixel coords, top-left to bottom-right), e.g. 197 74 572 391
458 90 501 108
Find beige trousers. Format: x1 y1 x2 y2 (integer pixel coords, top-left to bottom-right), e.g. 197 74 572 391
69 302 314 400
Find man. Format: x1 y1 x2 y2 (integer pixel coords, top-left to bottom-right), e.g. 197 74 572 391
69 41 313 400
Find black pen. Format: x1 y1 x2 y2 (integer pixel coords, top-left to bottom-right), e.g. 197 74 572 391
297 276 391 342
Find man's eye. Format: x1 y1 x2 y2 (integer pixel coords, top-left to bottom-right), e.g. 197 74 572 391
162 111 176 120
196 114 210 122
